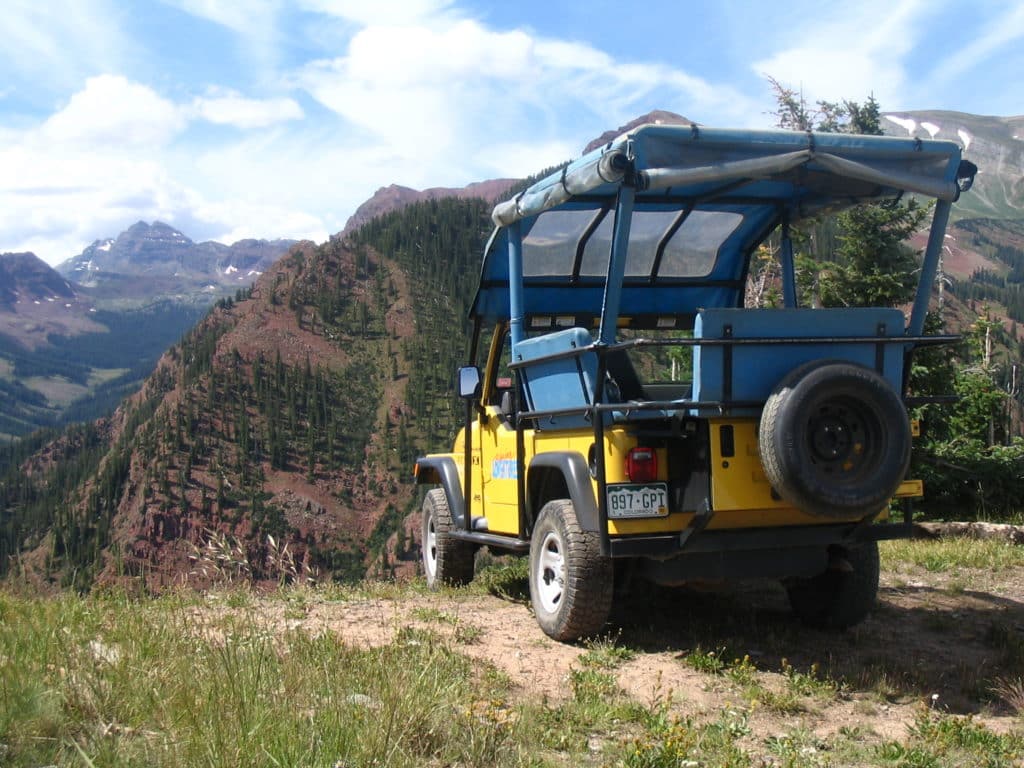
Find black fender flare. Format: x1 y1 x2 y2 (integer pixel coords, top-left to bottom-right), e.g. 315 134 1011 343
527 452 600 532
414 457 466 527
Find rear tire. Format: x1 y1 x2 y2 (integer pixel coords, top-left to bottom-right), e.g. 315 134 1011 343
760 361 910 518
421 489 475 587
786 541 880 629
529 499 613 642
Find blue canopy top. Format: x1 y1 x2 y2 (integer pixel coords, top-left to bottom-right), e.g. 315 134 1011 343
470 124 970 328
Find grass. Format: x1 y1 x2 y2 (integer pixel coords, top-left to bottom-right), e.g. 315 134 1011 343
680 646 844 715
411 606 459 624
990 677 1024 717
3 534 1024 767
411 605 485 644
880 537 1024 572
683 645 728 675
780 657 843 699
579 632 637 670
0 590 530 767
470 556 530 601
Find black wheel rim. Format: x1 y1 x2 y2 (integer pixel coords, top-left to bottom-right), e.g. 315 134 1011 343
804 395 883 482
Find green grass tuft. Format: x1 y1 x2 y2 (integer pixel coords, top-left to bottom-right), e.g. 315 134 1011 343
880 538 1024 573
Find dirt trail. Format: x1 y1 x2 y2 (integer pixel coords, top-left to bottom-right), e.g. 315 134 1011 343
236 560 1024 748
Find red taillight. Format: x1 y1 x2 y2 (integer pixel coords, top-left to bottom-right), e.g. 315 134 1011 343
626 447 658 483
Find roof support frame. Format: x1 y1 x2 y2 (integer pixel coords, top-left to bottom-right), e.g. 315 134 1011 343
598 184 636 345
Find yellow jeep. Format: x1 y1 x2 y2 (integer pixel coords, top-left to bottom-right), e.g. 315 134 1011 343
415 124 976 641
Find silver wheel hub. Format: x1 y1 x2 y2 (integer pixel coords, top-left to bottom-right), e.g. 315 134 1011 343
425 516 438 579
535 530 565 614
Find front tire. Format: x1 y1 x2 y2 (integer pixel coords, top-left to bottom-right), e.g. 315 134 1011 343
421 489 475 587
786 541 880 629
529 500 613 642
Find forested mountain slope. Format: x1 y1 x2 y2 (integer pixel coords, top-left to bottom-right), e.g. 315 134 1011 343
4 106 1024 590
0 196 499 589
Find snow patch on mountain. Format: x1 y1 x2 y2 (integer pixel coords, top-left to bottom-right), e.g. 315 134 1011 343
957 129 972 151
920 121 940 138
224 265 238 275
884 115 917 134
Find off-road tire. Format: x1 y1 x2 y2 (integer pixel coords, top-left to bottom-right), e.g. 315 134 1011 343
786 542 880 629
421 489 475 588
529 499 613 642
759 360 910 519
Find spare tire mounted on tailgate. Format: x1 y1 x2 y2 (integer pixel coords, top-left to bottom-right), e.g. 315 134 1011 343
759 361 911 519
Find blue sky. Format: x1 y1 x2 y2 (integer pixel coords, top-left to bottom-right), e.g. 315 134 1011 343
2 0 1022 266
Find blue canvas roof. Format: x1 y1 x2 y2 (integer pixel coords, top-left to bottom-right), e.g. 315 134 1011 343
470 124 969 325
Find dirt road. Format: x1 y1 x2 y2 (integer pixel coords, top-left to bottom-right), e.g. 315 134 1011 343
240 552 1024 748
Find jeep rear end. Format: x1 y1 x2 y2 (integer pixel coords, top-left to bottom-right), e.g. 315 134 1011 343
415 124 976 641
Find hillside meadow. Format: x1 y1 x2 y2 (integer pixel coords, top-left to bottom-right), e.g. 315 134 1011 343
2 537 1023 767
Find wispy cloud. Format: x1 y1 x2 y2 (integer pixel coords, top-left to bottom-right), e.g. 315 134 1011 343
297 14 756 171
193 89 304 128
296 0 457 25
1 0 130 94
2 0 1019 268
751 0 932 108
925 4 1024 86
162 0 278 35
161 0 283 82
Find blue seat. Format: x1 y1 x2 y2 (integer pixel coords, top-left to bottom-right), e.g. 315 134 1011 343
514 327 598 429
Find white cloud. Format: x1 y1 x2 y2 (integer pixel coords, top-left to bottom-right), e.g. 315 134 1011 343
42 75 186 147
0 77 321 264
0 128 328 263
298 16 756 167
0 75 191 263
751 0 930 108
0 142 192 263
193 90 304 128
198 203 325 245
2 5 770 267
0 2 782 269
162 0 282 78
472 140 579 179
0 0 127 91
925 5 1024 85
296 0 456 26
163 0 277 35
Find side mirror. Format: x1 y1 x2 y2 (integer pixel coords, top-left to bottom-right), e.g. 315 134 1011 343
458 366 482 399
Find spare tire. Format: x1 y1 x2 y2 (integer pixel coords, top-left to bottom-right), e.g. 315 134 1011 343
759 360 910 519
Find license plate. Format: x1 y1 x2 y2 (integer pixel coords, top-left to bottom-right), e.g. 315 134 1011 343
606 483 669 519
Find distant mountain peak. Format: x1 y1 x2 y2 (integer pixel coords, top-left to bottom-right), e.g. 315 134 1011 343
55 223 297 306
341 178 517 236
583 109 692 154
117 220 195 250
0 251 77 305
